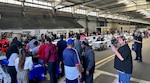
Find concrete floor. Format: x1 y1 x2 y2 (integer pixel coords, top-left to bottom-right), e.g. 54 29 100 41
39 38 150 83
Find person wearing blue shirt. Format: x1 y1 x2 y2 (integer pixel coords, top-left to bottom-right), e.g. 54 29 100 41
28 36 36 49
63 39 82 83
74 35 82 60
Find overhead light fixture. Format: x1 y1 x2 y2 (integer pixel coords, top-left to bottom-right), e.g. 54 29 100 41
116 14 119 15
80 5 85 8
107 11 110 14
55 0 61 1
95 9 99 11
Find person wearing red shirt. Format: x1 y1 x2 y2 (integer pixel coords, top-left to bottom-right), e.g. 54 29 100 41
0 36 9 53
37 40 46 65
45 37 58 83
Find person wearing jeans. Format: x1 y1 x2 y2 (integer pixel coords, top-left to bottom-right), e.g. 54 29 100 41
57 35 67 77
118 71 131 83
134 31 143 62
47 62 57 83
45 37 58 83
111 36 133 83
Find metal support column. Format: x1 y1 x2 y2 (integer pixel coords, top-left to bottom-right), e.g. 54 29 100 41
85 16 89 36
21 0 26 17
96 17 99 26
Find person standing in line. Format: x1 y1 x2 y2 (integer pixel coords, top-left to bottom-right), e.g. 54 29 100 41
81 40 95 83
37 40 46 65
28 36 37 50
15 49 33 83
57 35 67 77
45 37 58 83
1 35 9 53
11 37 22 48
37 40 47 76
63 39 82 83
74 35 83 83
6 44 19 83
111 36 133 83
74 35 82 60
32 41 39 63
134 31 143 62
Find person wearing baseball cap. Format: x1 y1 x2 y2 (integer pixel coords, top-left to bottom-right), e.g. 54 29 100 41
81 40 95 83
111 35 133 83
134 30 143 62
63 39 82 83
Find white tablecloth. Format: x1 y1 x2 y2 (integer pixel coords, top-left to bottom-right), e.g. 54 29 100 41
0 56 7 60
92 41 108 49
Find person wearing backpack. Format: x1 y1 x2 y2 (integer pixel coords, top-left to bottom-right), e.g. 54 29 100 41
45 37 58 83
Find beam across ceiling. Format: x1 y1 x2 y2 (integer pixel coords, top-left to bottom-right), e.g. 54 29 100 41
16 0 53 8
82 0 103 5
108 3 150 13
96 0 128 9
57 0 94 10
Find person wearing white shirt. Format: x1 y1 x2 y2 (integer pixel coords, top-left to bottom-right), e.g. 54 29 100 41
15 49 33 83
32 41 39 63
6 44 19 83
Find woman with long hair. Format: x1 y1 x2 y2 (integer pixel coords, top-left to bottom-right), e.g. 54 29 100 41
15 49 33 83
6 44 19 83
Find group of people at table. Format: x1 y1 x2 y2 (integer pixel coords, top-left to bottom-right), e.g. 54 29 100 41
0 32 134 83
0 33 95 83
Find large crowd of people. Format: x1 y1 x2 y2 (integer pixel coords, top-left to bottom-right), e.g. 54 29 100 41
0 29 148 83
0 32 96 83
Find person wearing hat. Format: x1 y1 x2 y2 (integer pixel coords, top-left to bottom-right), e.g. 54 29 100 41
111 36 133 83
134 31 143 62
81 40 95 83
63 39 82 83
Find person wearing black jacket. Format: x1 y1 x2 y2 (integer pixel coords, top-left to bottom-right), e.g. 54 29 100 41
134 31 143 62
111 36 133 83
82 40 95 83
11 37 22 48
57 35 67 77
